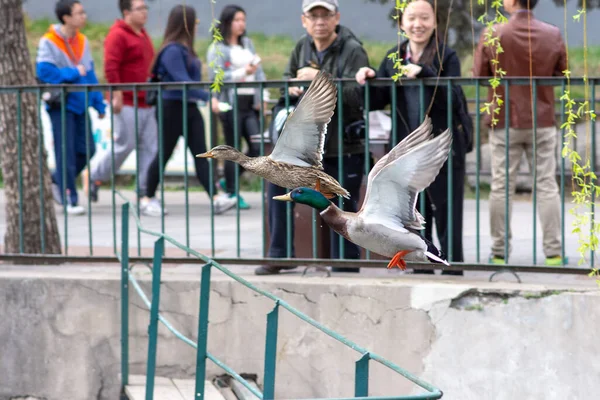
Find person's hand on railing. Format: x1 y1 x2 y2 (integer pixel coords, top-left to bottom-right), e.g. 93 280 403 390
355 67 376 85
403 63 423 79
288 78 304 97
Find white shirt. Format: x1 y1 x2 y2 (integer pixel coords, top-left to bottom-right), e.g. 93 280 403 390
229 44 257 96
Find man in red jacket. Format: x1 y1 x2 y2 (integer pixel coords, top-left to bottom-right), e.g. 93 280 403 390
84 0 157 203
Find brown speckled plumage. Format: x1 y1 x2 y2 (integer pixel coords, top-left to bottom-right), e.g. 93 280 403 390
240 154 350 198
197 70 351 198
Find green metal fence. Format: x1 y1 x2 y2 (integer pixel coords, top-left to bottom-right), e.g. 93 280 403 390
117 194 443 399
0 77 596 273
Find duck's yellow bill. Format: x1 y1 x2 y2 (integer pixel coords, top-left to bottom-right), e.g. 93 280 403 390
196 151 214 158
272 193 293 202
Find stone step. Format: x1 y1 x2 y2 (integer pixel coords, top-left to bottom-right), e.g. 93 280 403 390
125 375 226 400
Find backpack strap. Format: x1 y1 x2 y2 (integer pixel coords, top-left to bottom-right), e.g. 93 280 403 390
151 47 168 80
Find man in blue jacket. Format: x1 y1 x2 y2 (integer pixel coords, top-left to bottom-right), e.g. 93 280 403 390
36 0 106 215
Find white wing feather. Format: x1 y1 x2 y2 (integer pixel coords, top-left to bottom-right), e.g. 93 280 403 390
359 128 453 231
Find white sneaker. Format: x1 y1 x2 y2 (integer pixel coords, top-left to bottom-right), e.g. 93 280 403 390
213 193 237 215
51 183 62 205
141 197 167 217
65 204 85 215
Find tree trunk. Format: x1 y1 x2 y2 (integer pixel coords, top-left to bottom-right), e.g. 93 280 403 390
0 0 61 254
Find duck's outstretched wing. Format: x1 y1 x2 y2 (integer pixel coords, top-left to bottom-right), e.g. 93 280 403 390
365 116 434 190
358 117 433 226
268 70 337 170
358 127 453 231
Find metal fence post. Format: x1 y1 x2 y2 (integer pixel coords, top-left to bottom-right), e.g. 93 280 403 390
194 263 212 398
263 301 280 400
145 237 164 400
121 203 130 388
355 352 370 397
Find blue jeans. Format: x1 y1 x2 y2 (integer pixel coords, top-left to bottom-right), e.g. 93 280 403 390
267 153 365 262
48 109 96 206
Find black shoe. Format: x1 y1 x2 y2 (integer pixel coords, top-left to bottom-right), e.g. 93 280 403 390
254 265 295 275
413 269 435 274
441 270 464 276
331 267 360 273
89 181 99 203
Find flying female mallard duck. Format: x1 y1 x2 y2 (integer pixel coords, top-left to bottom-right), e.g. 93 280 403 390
273 117 452 270
196 70 349 199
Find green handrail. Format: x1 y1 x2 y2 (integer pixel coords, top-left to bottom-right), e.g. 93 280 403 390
116 192 443 400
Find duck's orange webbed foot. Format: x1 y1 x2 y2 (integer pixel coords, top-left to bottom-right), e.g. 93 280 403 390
387 250 412 270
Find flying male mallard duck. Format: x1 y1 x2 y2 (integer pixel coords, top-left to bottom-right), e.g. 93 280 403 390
196 70 349 199
273 117 452 270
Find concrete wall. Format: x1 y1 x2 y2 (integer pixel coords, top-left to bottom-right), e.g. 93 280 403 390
0 266 598 400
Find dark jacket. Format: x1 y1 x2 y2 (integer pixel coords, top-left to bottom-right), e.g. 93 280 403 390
367 40 468 169
472 10 567 129
283 25 369 158
156 43 210 103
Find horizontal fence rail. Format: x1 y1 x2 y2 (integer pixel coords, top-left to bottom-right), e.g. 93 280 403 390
0 77 597 272
117 195 444 399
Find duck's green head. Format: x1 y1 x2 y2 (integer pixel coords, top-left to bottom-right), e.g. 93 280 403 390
273 187 331 211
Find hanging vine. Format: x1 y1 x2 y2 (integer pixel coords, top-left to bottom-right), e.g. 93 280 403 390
208 0 225 92
559 1 599 278
477 0 507 127
388 0 411 81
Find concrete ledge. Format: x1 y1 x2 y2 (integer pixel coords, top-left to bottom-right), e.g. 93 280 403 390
0 265 598 400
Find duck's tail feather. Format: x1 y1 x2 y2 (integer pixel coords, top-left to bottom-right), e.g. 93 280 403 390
422 237 450 266
335 187 351 199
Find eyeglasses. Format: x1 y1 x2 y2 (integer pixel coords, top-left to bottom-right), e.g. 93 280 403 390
304 12 336 22
132 5 149 12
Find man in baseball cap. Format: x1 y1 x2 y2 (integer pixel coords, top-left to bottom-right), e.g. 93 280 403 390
256 0 370 275
302 0 339 13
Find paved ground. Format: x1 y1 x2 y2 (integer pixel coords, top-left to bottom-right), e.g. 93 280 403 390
0 188 597 288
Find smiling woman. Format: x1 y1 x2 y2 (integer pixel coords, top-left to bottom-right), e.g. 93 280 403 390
355 0 471 275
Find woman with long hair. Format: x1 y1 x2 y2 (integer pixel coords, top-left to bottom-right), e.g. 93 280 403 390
355 0 470 274
141 4 237 217
206 4 269 210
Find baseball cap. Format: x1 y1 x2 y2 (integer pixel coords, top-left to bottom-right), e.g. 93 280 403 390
302 0 339 13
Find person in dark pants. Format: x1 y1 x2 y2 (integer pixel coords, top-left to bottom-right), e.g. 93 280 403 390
355 0 469 275
140 4 237 217
207 4 270 210
255 0 370 275
47 111 97 209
